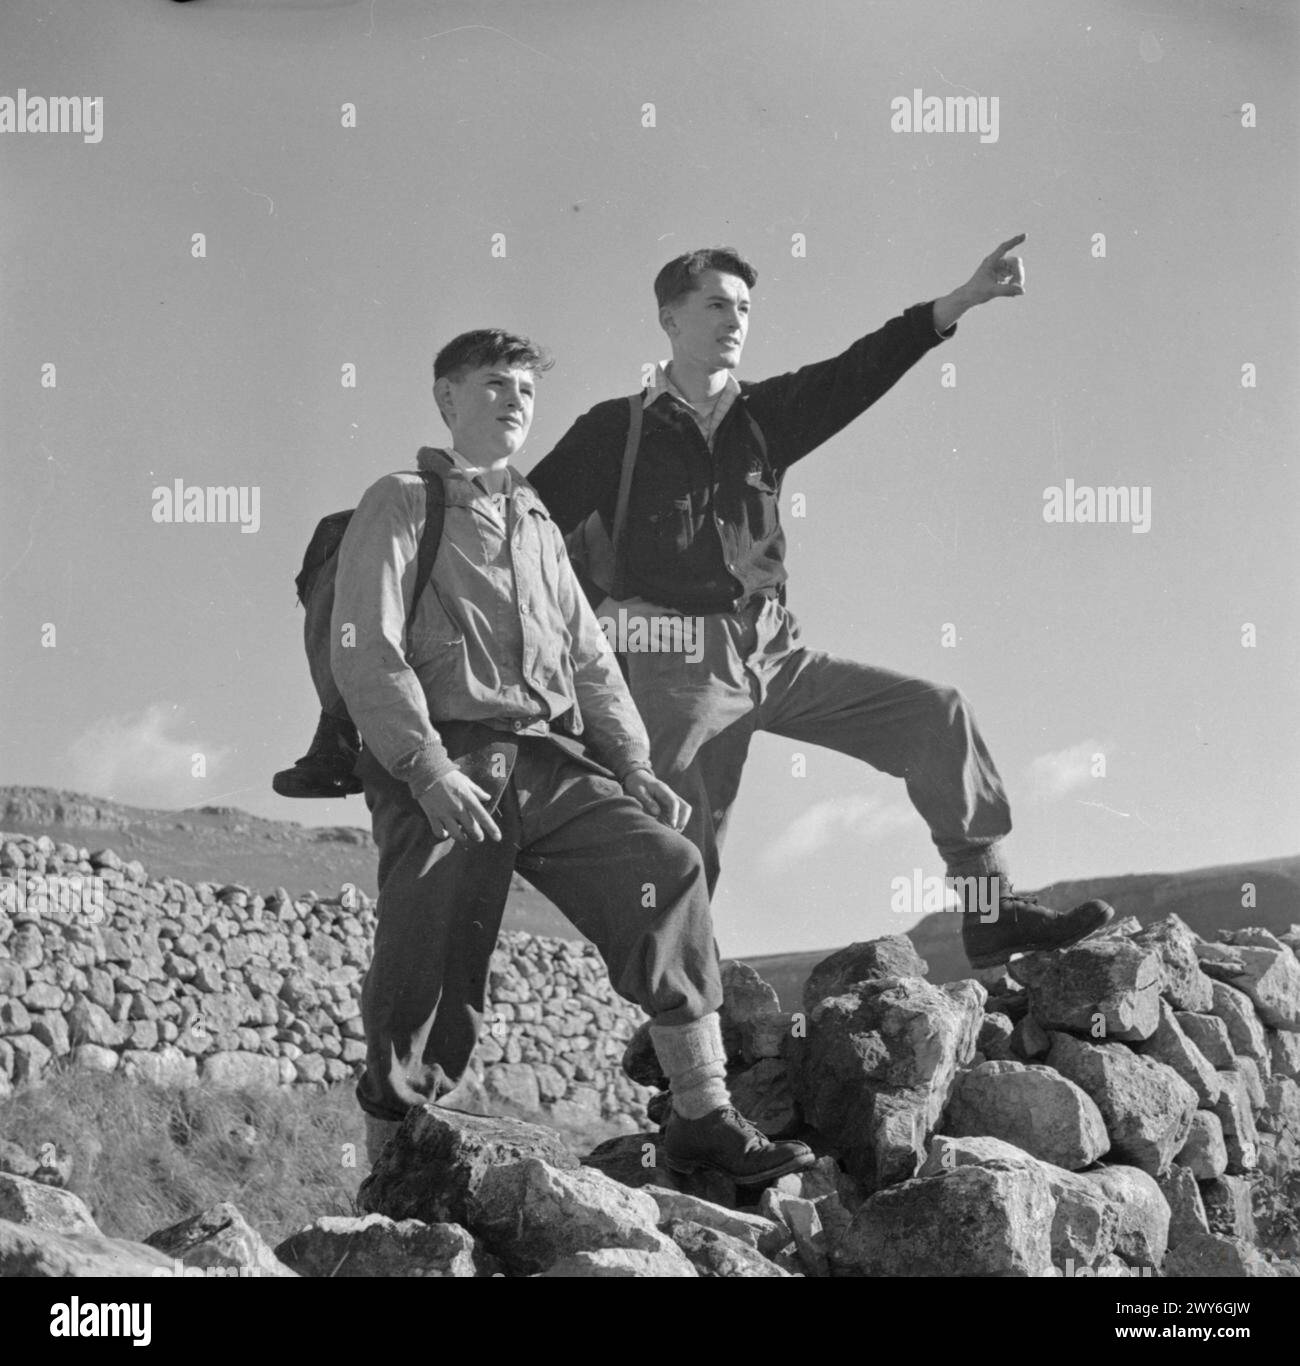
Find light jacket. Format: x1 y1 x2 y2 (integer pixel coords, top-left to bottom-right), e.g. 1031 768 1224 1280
331 446 651 798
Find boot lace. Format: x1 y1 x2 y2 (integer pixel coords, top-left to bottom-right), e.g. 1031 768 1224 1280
719 1106 768 1153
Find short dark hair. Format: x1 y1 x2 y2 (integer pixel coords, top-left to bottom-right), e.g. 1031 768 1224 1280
653 247 757 310
433 329 554 385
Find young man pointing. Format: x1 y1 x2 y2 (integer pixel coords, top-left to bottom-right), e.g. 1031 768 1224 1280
527 241 1114 970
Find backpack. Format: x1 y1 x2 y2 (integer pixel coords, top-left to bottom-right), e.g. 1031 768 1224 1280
294 465 448 699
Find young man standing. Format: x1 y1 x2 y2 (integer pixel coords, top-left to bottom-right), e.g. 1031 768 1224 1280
331 329 814 1182
527 242 1114 970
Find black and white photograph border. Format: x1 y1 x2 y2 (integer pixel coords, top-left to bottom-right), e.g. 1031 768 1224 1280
0 0 1297 1317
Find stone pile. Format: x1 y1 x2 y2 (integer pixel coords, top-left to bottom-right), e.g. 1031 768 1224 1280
0 833 653 1125
4 820 1300 1277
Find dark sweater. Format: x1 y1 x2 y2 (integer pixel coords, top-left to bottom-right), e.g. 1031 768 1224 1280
527 301 954 614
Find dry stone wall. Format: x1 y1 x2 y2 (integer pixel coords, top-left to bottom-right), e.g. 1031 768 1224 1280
0 833 653 1126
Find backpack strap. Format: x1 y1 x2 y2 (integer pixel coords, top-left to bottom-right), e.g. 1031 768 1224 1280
608 393 644 601
404 467 446 652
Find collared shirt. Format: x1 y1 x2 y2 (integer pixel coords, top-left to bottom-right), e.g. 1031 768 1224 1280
331 446 651 796
644 361 741 449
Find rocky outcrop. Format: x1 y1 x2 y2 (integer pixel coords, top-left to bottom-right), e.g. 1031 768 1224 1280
5 826 1300 1278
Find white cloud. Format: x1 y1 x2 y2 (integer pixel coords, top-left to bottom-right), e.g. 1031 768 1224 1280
1025 739 1111 801
64 702 233 808
758 794 915 877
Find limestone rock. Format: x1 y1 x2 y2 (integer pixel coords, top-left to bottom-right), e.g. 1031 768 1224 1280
1269 1028 1300 1080
1197 943 1300 1030
1011 940 1162 1042
1046 1032 1197 1176
920 1134 1119 1267
832 1162 1055 1277
1157 1165 1210 1248
1175 1010 1236 1070
144 1202 295 1276
360 1107 577 1226
1175 1110 1229 1180
534 1245 697 1277
1078 1165 1171 1268
0 1173 98 1235
1212 1070 1260 1173
1200 1175 1255 1241
941 1059 1109 1169
1208 981 1268 1062
642 1185 790 1256
719 960 783 1060
468 1158 673 1274
200 1050 281 1089
802 936 929 1013
0 1219 174 1276
666 1220 792 1277
1132 914 1214 1013
275 1214 487 1277
727 1058 800 1138
1135 999 1222 1107
794 973 985 1190
1163 1231 1277 1278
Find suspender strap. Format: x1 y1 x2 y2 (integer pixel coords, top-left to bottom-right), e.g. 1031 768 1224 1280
608 393 643 601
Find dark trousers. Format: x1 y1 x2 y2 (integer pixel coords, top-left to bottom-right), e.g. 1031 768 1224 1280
353 730 724 1121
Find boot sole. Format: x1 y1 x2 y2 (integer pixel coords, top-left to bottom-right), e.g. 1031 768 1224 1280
965 903 1116 969
664 1150 816 1188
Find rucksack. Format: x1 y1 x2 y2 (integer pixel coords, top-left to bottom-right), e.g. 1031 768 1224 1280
271 464 448 799
294 464 448 661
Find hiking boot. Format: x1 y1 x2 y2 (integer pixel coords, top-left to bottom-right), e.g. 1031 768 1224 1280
272 710 364 798
960 878 1115 969
662 1104 815 1187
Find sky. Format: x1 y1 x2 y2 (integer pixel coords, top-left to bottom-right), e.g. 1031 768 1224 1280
1 0 1297 958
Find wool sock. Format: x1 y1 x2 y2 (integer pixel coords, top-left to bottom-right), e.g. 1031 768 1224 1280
650 1012 730 1119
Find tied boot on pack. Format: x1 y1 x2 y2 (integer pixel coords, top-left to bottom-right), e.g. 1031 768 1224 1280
272 710 364 798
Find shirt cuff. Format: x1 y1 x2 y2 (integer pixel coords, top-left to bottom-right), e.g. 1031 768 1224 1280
931 302 958 340
393 738 458 799
614 758 654 784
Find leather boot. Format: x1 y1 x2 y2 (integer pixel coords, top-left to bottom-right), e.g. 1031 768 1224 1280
272 710 364 798
662 1105 815 1187
960 877 1114 969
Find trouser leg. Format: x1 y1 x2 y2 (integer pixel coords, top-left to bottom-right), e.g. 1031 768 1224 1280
622 600 764 897
512 737 723 1025
352 745 517 1121
756 645 1013 879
